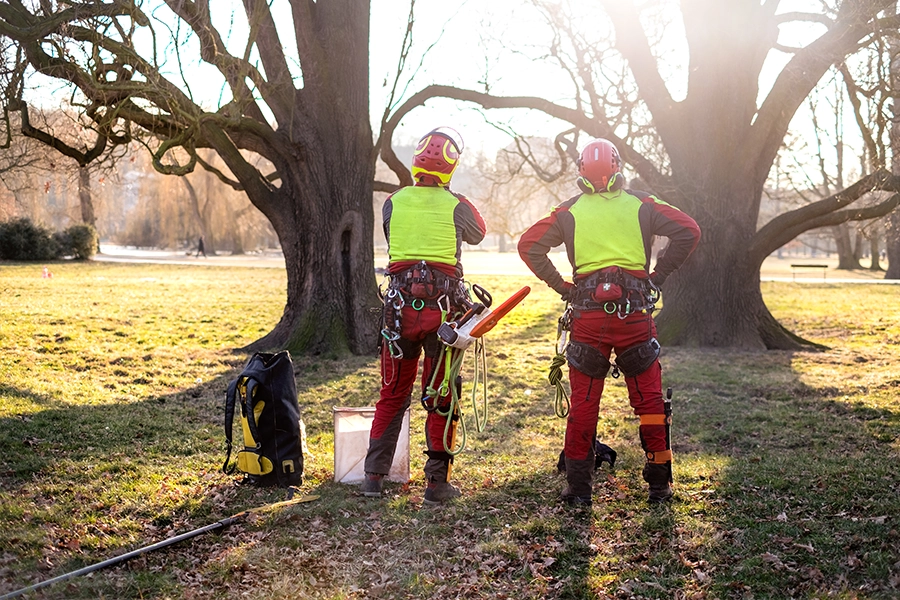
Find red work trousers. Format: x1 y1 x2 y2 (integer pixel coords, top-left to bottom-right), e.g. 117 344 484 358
364 304 456 482
566 308 668 463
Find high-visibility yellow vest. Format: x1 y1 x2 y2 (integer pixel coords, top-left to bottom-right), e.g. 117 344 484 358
569 190 646 275
388 186 460 266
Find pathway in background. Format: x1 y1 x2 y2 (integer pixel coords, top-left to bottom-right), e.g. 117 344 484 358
95 245 896 283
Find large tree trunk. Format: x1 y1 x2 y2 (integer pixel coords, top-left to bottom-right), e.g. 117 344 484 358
654 202 817 350
77 166 96 228
832 223 859 269
238 3 380 356
250 162 379 356
887 211 900 278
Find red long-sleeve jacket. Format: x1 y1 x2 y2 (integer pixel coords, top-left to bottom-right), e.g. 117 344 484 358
517 188 700 295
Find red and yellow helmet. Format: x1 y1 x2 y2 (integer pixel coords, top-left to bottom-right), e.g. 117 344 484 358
411 127 464 186
577 138 622 192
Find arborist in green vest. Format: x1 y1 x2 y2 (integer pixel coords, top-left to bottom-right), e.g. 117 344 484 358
519 138 700 505
361 127 487 506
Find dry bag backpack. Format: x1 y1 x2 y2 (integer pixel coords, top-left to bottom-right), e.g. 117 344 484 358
223 351 303 487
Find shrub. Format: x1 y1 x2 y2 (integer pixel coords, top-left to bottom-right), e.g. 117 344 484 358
0 218 60 260
56 224 99 260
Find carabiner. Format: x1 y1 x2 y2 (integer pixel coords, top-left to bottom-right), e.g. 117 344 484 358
380 329 402 358
437 294 450 314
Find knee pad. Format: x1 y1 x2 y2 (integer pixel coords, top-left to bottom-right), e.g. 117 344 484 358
615 338 660 377
566 341 611 379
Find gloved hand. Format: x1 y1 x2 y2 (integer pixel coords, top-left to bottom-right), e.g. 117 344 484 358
649 271 667 288
556 281 575 302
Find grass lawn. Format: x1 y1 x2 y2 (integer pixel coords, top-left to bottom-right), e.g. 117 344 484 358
0 260 898 599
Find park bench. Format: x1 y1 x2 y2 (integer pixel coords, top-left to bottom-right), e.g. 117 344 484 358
790 263 828 281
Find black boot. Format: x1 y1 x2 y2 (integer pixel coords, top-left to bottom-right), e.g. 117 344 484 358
423 455 460 506
642 462 673 504
560 457 593 506
360 473 384 498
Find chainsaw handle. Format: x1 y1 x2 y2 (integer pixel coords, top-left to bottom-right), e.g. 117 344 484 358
472 284 492 308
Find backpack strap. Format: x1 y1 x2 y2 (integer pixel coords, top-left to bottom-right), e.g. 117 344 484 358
223 375 266 474
223 377 239 474
243 378 265 459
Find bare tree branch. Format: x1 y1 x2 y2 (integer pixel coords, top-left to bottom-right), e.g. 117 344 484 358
381 83 667 187
749 169 900 263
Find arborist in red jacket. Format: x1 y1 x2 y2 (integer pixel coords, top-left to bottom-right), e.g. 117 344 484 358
518 138 700 505
361 127 487 506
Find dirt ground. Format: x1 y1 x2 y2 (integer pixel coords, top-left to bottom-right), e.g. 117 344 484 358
94 245 894 283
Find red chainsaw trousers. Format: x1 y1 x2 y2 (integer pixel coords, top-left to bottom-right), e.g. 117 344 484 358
365 305 456 478
565 309 668 462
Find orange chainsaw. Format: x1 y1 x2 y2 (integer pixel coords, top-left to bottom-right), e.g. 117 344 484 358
437 285 531 349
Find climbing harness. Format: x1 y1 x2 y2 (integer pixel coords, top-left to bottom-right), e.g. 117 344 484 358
546 269 662 416
379 261 468 356
378 262 530 458
569 267 660 318
425 284 531 456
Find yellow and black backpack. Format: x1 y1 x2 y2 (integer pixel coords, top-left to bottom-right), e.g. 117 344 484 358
223 351 303 487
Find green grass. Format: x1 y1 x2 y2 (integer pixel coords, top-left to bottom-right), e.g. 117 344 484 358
1 262 898 599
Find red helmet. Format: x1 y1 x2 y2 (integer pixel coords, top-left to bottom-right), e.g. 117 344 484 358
577 138 622 192
411 127 464 186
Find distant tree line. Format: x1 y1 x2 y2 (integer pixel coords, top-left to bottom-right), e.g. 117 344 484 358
0 109 277 255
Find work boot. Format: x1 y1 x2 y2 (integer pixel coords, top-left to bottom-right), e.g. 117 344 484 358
423 481 461 506
560 457 593 506
642 462 673 504
360 473 384 498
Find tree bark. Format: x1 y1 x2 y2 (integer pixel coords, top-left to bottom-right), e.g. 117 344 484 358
832 223 859 270
889 0 900 280
887 212 900 278
248 157 379 355
77 165 96 229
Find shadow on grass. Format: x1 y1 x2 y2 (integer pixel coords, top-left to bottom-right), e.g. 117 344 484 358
0 372 303 598
658 349 900 599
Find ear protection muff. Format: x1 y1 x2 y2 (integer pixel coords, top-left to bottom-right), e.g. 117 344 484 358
577 176 596 194
606 172 621 192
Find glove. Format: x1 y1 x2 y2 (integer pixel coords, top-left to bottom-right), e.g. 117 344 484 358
649 271 667 288
556 281 575 302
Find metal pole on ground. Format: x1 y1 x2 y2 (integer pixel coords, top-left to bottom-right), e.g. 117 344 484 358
0 494 318 600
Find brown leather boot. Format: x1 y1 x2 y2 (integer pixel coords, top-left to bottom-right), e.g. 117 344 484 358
642 462 673 504
560 457 593 506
